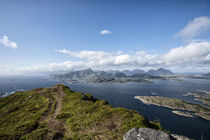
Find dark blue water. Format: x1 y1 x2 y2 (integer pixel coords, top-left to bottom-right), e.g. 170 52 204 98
0 76 59 96
0 76 210 140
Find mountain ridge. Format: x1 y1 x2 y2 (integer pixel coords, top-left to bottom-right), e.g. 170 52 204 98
0 84 161 140
51 68 173 84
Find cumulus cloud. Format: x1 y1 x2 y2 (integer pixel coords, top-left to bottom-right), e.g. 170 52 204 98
206 54 210 61
0 36 18 49
16 61 85 72
1 41 210 74
54 41 210 71
164 41 210 66
100 30 112 35
56 49 112 61
174 16 210 40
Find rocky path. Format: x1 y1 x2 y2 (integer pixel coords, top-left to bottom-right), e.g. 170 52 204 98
40 85 68 140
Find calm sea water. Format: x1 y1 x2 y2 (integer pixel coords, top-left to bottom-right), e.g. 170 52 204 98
0 76 210 140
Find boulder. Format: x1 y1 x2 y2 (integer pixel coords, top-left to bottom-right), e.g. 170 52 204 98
123 128 193 140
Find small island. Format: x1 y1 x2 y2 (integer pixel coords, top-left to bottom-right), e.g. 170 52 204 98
172 110 193 118
183 90 210 106
134 96 210 121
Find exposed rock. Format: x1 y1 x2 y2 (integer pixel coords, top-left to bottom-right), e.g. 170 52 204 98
123 128 193 140
171 134 194 140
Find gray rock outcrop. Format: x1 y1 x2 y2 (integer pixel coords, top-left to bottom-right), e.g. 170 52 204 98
123 128 193 140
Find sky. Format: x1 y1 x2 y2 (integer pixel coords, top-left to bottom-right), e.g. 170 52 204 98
0 0 210 75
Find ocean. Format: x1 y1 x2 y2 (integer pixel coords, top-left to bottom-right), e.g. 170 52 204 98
0 76 210 140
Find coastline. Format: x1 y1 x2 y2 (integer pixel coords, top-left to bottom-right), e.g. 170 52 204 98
134 96 210 121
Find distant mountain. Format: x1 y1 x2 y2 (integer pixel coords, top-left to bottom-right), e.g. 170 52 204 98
147 69 157 75
114 72 127 78
52 68 172 83
147 68 173 75
131 73 161 79
122 69 145 76
52 68 114 82
132 69 145 74
122 70 133 76
156 68 173 75
106 70 119 74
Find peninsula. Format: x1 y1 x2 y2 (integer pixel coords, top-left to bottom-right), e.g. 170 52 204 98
134 96 210 121
183 90 210 106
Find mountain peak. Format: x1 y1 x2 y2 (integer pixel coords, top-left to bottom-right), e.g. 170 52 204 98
147 68 173 75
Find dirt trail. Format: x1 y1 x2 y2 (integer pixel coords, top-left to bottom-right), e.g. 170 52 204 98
53 86 64 118
40 86 68 140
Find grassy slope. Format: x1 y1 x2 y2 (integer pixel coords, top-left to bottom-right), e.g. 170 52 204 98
0 88 49 139
0 85 161 140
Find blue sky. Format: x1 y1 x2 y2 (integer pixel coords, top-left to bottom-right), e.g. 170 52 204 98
0 0 210 74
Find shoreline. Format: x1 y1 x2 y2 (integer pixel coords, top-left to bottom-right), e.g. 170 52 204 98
172 110 193 118
135 96 210 121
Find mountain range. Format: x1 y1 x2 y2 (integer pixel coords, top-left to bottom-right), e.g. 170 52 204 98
110 68 173 76
51 68 173 83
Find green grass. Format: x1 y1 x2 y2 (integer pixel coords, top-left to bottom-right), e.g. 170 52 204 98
0 89 49 140
59 86 161 140
0 85 161 140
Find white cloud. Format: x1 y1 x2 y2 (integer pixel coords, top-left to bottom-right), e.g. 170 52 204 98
54 41 210 71
205 54 210 61
1 41 210 74
174 16 210 40
15 61 86 72
164 41 210 66
100 30 112 35
114 54 134 65
0 36 18 49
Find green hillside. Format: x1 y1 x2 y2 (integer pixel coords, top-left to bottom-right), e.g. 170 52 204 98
0 84 161 140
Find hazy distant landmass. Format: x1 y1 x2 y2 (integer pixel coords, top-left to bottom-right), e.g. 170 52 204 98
185 72 210 80
52 68 210 84
51 68 174 84
204 72 210 76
